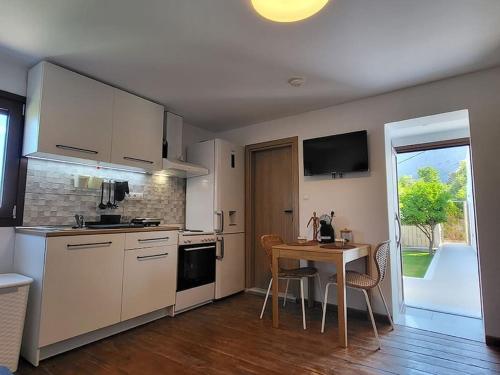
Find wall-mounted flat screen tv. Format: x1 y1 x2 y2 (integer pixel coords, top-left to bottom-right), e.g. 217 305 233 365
303 130 368 176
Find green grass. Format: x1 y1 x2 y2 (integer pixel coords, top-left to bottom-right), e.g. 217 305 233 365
402 248 434 278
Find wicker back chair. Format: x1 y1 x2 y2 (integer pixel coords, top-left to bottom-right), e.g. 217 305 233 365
321 241 394 349
374 241 390 284
259 234 323 330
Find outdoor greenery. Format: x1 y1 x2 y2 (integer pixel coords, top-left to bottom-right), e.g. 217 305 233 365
402 248 434 278
399 163 468 253
399 167 452 253
444 160 468 242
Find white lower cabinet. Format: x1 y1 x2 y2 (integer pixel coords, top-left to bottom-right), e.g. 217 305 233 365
121 245 177 321
39 234 125 347
14 230 179 366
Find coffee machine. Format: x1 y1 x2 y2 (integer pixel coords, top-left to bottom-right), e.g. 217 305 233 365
319 211 335 243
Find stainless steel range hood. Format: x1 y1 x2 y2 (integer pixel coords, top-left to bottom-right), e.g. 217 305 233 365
162 112 208 178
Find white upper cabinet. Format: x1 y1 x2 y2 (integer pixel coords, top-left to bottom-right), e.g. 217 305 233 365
24 62 114 162
24 61 164 170
111 89 163 170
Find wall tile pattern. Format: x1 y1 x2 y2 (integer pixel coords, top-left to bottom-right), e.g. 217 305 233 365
23 159 185 226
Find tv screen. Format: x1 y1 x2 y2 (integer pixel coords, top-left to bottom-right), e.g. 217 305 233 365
303 130 368 176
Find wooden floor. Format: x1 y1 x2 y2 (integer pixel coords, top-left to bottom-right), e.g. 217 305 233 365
17 293 500 375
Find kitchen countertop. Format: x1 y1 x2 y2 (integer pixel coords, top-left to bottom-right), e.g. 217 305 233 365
15 225 181 237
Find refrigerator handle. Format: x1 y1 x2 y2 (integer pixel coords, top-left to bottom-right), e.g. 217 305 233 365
216 235 225 260
214 210 223 233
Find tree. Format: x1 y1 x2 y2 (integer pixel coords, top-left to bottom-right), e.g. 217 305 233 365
399 167 452 253
448 160 467 202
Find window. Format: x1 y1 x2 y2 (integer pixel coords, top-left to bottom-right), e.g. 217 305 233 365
0 90 26 226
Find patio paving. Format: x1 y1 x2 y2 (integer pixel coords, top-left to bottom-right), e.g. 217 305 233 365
403 244 482 318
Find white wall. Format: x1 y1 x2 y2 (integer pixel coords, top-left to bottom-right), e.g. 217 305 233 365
0 54 28 96
218 66 500 339
0 54 28 272
182 122 216 159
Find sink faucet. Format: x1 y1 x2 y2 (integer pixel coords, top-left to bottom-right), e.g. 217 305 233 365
74 214 85 228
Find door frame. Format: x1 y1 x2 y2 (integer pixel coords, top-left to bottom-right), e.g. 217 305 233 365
244 136 300 288
388 135 482 320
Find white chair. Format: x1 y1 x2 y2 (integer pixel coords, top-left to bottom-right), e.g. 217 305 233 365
321 241 395 348
259 235 323 330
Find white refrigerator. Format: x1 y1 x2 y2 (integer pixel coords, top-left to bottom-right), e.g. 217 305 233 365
186 139 245 299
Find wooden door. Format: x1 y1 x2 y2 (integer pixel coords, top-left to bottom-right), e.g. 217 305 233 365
247 138 299 290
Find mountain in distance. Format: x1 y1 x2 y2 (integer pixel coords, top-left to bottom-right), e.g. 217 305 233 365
397 146 468 182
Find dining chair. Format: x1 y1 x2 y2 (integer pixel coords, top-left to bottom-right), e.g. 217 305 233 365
321 240 394 348
259 234 323 330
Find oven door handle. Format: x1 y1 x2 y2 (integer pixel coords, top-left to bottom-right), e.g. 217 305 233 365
216 236 225 260
183 246 216 252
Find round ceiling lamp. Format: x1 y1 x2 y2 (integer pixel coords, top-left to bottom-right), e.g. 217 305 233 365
251 0 329 23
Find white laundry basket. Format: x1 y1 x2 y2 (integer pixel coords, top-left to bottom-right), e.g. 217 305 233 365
0 274 33 372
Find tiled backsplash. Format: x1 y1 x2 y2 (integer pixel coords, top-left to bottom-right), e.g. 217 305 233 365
23 159 186 226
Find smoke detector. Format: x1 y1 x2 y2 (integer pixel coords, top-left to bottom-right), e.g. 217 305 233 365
288 77 306 87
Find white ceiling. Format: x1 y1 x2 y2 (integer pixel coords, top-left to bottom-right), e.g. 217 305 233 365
1 0 500 131
389 110 470 139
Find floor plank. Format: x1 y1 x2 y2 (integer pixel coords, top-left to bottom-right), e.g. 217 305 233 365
17 293 500 375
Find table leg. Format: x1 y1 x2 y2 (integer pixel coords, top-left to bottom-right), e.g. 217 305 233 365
272 250 279 328
308 260 314 308
336 259 348 347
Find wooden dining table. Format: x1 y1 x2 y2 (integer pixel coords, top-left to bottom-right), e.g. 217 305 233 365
271 242 371 348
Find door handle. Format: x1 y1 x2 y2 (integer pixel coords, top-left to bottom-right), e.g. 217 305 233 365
67 241 112 249
137 253 168 261
395 213 402 248
284 209 293 213
123 156 154 164
138 237 170 243
56 144 98 155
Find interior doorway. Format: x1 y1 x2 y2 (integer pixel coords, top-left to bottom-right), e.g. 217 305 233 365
245 137 299 295
385 110 484 341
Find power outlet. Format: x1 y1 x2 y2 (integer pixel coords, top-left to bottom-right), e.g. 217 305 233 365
127 192 144 201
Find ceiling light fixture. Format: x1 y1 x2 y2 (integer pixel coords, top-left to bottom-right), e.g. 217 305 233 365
251 0 329 23
288 77 306 87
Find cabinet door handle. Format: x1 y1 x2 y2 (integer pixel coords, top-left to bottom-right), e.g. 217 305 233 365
56 144 98 155
138 237 169 243
123 156 154 164
137 253 168 261
67 241 112 249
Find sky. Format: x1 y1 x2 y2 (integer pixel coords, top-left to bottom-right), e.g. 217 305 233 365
397 146 468 182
